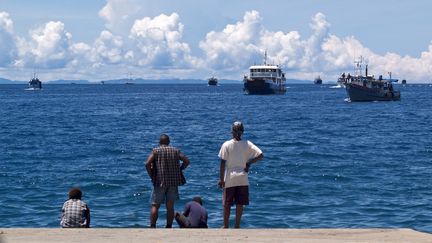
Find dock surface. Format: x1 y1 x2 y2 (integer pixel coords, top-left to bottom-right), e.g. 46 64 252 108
1 228 432 243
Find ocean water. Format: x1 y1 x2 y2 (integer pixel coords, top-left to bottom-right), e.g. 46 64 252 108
1 83 432 231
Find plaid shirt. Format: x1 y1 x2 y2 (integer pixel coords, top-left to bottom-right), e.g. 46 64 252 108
60 199 89 228
152 145 184 187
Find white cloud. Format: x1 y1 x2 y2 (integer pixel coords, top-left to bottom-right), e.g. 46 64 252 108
0 12 16 66
199 11 334 75
1 7 432 82
16 21 73 68
91 30 125 65
321 35 432 81
129 12 199 68
99 0 141 32
199 10 263 71
199 11 432 82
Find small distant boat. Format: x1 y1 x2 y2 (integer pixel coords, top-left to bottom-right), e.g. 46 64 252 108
208 77 218 86
343 57 400 102
402 79 407 85
26 74 42 91
125 72 134 85
314 76 322 84
243 51 286 95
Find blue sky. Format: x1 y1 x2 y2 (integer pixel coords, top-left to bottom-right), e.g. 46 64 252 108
0 0 431 82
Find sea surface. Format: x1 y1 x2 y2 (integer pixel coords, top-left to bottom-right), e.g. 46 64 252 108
1 83 432 231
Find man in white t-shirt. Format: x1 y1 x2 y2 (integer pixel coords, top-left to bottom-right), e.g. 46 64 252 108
218 121 263 228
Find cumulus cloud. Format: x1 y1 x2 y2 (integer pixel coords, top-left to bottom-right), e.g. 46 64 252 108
0 12 16 66
199 11 333 75
199 10 263 71
1 7 432 82
16 21 73 68
91 30 125 65
129 12 199 68
199 11 432 81
321 35 432 81
99 0 141 32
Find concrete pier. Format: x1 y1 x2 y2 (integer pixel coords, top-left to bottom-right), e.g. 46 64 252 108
1 228 431 243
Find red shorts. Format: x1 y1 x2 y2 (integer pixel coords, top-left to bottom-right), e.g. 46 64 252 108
223 186 249 206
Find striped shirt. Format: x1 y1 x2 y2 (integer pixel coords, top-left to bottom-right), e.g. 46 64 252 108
60 199 89 228
152 145 184 187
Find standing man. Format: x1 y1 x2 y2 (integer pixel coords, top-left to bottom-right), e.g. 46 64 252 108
145 134 190 228
218 121 263 228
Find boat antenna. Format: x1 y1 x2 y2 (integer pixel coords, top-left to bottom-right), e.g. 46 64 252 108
354 56 363 76
264 50 267 65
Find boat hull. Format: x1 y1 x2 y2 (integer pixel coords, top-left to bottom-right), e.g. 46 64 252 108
244 78 286 95
346 83 400 101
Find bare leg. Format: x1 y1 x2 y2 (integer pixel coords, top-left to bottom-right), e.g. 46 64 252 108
150 204 160 227
234 204 244 228
166 200 175 228
223 205 231 228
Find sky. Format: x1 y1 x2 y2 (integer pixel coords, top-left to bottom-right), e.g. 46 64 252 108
0 0 431 82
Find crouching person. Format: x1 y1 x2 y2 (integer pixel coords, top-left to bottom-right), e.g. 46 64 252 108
60 188 90 228
175 197 208 228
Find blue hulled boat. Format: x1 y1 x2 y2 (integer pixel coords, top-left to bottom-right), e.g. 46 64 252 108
243 52 286 95
341 57 400 102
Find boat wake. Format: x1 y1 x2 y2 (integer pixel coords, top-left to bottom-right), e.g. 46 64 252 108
25 88 42 91
330 85 343 89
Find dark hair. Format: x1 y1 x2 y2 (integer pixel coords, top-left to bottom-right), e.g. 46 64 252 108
159 134 170 145
231 121 244 138
193 196 203 205
68 188 82 200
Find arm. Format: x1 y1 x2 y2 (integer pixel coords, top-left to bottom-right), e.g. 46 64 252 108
245 153 263 172
60 204 65 227
183 202 191 217
218 159 226 188
179 152 190 170
85 205 91 228
145 151 155 181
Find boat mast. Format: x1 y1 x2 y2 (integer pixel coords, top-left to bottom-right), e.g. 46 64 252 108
354 56 364 77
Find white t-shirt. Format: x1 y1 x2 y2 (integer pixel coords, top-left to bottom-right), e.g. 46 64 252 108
218 139 262 188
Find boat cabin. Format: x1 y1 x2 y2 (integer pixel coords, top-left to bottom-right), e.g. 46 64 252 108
249 65 285 79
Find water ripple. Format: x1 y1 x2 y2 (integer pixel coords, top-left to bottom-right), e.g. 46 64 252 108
1 84 432 232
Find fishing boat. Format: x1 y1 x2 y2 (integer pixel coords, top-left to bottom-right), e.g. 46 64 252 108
208 76 218 86
26 74 42 90
343 57 400 102
314 76 322 84
243 52 286 95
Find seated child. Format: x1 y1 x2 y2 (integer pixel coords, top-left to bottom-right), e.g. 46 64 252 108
60 188 90 228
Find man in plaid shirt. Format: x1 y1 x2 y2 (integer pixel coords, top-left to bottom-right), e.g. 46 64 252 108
60 188 90 228
145 134 190 228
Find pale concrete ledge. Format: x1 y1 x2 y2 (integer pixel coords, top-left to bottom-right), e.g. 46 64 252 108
1 228 431 243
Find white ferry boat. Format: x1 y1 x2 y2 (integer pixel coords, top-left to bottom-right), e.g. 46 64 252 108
243 52 286 95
